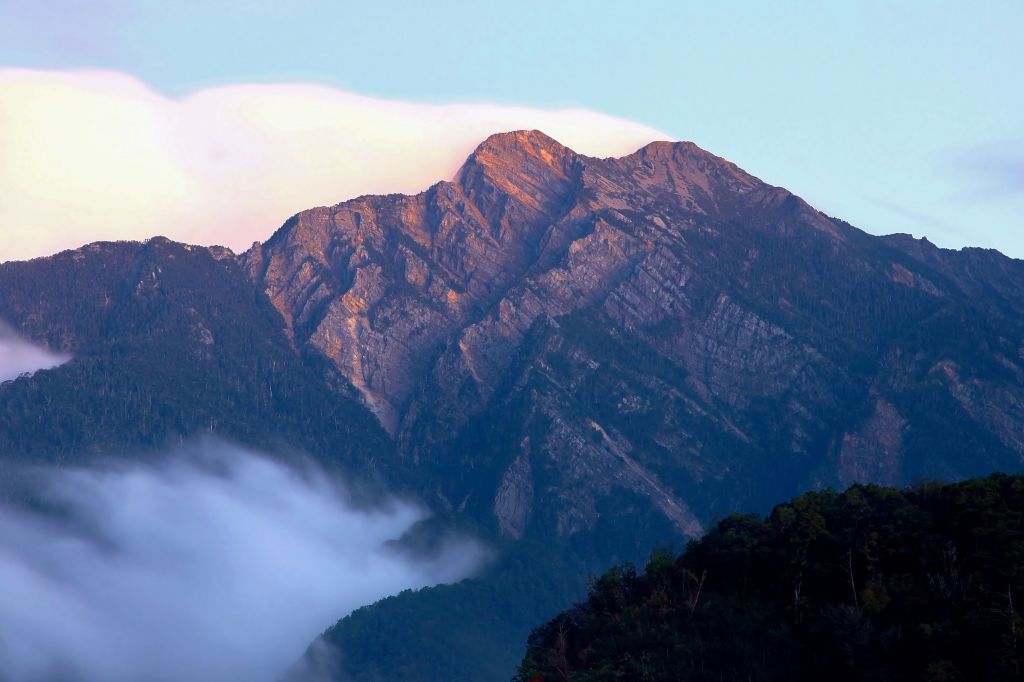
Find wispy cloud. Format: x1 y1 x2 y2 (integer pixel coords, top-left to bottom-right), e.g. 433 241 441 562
863 196 957 235
950 140 1024 200
0 68 668 262
0 442 483 682
0 326 68 381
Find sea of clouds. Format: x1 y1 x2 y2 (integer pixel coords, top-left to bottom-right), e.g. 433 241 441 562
0 442 483 682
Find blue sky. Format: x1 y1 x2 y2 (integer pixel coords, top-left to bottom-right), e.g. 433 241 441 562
2 0 1022 256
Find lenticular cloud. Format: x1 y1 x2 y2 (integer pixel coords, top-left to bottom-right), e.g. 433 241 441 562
0 443 483 682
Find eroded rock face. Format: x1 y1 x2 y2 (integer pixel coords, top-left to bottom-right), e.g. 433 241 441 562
838 400 907 486
243 132 581 433
244 129 1024 540
493 444 533 540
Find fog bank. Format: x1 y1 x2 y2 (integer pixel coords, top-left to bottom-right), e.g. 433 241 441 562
0 327 68 382
0 443 483 682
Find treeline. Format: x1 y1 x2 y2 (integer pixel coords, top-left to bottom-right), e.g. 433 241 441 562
516 473 1024 681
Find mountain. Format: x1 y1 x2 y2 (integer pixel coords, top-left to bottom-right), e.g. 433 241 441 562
515 472 1024 682
245 129 1024 537
2 130 1024 679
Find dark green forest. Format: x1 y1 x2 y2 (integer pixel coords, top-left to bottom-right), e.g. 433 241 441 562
0 239 392 481
516 474 1024 681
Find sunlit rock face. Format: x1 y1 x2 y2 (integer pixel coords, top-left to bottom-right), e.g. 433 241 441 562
246 130 1024 540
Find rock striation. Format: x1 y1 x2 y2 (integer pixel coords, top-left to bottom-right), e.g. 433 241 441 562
242 130 1024 540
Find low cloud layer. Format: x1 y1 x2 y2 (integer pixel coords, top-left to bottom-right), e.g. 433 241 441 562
0 68 668 262
0 327 68 382
0 443 483 682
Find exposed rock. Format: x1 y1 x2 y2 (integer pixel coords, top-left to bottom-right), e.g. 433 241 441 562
241 128 1024 540
838 399 907 486
493 443 533 539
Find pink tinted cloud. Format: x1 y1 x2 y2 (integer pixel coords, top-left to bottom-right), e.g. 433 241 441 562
0 68 669 262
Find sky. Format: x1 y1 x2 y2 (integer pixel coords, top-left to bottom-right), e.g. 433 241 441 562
0 0 1021 258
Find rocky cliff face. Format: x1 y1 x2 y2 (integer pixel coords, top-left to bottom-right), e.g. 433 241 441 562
242 130 1024 542
241 132 581 433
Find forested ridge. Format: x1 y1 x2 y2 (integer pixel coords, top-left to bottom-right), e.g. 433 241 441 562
516 473 1024 681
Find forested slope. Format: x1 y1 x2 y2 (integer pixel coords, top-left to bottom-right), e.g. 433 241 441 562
517 473 1024 681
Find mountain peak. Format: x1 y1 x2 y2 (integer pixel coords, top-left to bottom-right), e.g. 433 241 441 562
453 130 580 228
456 130 578 184
628 139 757 184
471 129 569 158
